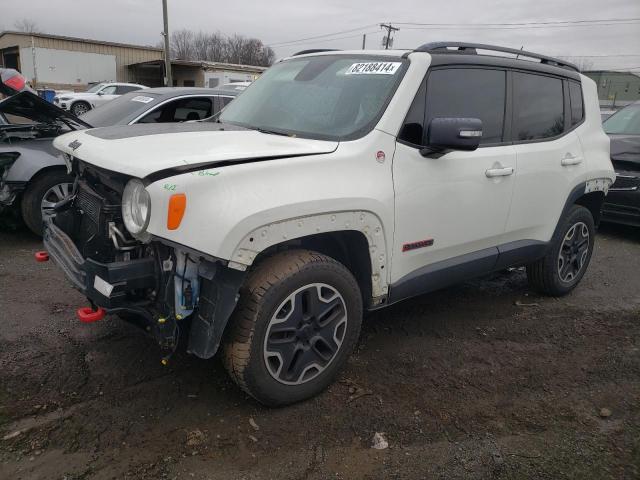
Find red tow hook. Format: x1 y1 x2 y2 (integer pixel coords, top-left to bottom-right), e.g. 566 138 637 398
35 251 49 262
76 307 106 323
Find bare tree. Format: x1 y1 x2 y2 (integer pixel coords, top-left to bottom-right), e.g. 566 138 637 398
167 29 275 66
171 29 195 60
14 19 39 33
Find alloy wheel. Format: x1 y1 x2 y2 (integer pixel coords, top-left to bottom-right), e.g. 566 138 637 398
41 182 72 217
557 221 590 283
263 283 348 385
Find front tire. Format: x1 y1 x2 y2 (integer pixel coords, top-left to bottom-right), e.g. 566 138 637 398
223 250 363 406
526 205 595 296
21 170 74 236
70 101 90 116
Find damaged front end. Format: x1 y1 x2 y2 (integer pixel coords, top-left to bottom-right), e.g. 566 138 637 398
0 153 20 208
42 160 245 360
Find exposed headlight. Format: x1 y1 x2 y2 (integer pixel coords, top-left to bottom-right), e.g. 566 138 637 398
122 179 151 238
59 96 72 101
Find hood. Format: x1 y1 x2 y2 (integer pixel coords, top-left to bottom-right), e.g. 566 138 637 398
0 91 92 130
53 122 339 179
609 134 640 166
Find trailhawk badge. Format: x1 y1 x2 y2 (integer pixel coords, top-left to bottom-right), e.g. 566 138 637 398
68 139 82 151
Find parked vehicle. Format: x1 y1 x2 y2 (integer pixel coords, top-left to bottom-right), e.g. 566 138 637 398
80 87 239 127
1 78 90 235
1 84 238 235
53 82 147 117
601 101 640 226
0 68 32 96
221 81 252 91
44 43 614 406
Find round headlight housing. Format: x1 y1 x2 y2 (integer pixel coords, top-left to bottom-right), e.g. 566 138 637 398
122 179 151 238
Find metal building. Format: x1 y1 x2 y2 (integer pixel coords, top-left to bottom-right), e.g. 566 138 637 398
129 59 266 88
0 31 163 90
584 70 640 108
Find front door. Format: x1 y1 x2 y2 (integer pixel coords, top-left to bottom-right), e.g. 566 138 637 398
391 66 516 296
94 85 118 106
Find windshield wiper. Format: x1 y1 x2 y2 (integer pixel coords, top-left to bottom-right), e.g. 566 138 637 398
255 127 293 137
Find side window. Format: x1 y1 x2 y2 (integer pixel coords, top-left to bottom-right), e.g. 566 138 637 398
568 81 584 126
512 73 565 141
116 85 142 94
424 68 506 145
138 97 213 123
173 97 212 121
100 85 117 95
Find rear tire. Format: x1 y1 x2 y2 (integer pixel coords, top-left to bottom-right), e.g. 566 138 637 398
21 170 74 236
222 250 363 406
526 205 595 296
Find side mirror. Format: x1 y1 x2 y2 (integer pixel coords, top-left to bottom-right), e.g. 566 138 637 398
420 117 482 156
97 91 105 96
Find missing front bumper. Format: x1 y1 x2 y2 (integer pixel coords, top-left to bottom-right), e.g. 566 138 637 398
43 220 157 309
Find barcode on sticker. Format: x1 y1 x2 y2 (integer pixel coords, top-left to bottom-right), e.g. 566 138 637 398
345 62 401 75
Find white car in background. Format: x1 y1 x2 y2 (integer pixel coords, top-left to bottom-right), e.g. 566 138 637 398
53 82 147 116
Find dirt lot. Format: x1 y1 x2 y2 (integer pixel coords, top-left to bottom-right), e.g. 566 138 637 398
0 220 639 480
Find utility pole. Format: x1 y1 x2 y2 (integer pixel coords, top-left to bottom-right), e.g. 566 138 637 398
362 34 367 50
162 0 172 87
30 35 38 89
380 23 399 50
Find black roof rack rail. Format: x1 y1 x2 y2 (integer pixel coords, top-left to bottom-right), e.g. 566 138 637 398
292 49 341 56
414 42 580 72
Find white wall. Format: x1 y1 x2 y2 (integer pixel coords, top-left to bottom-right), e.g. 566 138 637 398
204 70 258 88
19 47 116 86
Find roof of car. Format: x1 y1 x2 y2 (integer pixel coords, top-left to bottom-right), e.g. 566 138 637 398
143 87 221 96
288 47 581 80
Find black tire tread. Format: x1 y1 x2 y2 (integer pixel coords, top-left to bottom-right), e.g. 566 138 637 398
526 204 594 296
20 169 73 236
222 249 353 400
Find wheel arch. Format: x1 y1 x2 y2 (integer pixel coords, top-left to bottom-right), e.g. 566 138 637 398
228 211 389 307
575 190 605 226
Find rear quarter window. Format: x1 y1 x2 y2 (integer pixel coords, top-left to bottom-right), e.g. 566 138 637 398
512 72 565 141
568 81 584 126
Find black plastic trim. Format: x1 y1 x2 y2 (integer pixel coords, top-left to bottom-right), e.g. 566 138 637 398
386 183 593 306
143 151 327 185
427 53 581 81
43 219 157 309
416 42 580 73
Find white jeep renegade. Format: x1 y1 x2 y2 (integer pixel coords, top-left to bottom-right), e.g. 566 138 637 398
44 43 614 406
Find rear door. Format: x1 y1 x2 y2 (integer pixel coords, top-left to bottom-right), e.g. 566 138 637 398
505 72 586 243
391 66 517 290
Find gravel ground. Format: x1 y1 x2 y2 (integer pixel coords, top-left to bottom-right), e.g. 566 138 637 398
0 220 639 480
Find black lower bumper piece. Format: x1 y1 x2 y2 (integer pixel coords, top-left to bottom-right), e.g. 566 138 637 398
43 220 158 310
602 191 640 227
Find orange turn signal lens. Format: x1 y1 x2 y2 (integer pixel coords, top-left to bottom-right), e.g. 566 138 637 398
167 193 186 230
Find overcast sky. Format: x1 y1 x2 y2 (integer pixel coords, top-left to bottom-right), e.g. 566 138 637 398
2 0 639 70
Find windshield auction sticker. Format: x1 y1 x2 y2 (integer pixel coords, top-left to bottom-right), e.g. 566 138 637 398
345 62 402 75
131 96 155 103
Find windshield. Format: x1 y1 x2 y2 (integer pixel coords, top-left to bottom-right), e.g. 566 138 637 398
603 104 640 135
81 92 159 127
86 83 107 93
219 55 407 141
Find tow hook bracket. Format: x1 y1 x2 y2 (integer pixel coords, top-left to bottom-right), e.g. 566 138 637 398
35 251 49 262
77 307 106 323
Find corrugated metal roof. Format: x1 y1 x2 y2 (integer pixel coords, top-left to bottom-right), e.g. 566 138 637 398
131 59 268 72
0 30 162 52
